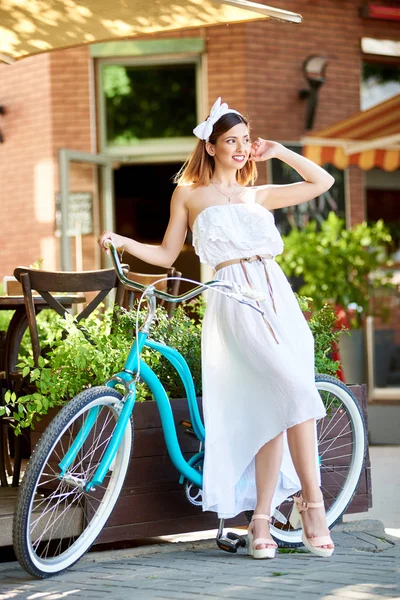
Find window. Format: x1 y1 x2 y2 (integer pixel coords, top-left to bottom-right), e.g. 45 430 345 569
362 61 400 110
267 145 346 235
98 57 200 157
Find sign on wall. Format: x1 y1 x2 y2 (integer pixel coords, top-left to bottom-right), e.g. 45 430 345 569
55 192 93 237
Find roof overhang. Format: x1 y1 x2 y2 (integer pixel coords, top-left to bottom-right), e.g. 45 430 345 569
0 0 302 64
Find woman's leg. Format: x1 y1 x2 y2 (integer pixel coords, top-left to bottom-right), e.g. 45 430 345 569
287 419 333 549
253 432 284 549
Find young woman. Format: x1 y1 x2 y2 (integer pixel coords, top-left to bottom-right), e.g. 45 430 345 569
98 97 335 560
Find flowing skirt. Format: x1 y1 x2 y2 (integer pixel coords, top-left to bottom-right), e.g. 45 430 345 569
201 259 326 518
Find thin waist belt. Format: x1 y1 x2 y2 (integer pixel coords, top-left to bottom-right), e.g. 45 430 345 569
215 254 279 345
215 253 274 271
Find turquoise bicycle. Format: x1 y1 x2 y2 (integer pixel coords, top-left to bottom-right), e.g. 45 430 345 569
13 243 366 578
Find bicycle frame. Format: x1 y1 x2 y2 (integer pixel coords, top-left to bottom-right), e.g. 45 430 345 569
59 312 205 493
106 328 205 488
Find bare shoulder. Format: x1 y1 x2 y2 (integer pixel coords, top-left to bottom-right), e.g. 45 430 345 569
245 184 271 207
173 183 202 202
175 184 214 230
169 185 192 214
175 184 207 206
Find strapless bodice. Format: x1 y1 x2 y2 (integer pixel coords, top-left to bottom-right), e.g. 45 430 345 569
192 202 284 268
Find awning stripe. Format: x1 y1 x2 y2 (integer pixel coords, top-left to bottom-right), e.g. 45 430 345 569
383 151 400 172
325 104 396 139
302 94 400 171
375 149 387 168
333 147 348 170
304 146 400 172
346 110 398 140
316 95 400 139
359 150 375 171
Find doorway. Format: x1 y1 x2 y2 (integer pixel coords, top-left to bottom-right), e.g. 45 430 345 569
114 163 199 292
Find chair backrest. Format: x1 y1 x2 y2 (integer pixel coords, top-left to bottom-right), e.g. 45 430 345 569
122 267 182 317
13 267 126 366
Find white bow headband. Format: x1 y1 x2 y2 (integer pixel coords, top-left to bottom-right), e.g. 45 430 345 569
193 97 242 142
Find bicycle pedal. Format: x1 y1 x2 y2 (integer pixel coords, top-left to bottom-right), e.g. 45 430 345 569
216 533 246 553
179 419 197 438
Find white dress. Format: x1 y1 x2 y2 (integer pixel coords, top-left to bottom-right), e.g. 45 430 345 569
192 199 326 519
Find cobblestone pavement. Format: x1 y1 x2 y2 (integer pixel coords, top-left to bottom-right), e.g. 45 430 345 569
0 520 399 600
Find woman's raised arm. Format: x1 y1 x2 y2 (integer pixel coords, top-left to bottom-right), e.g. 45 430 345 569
98 186 189 268
251 140 335 210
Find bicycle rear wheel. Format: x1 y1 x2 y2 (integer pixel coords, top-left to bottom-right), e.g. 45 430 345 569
13 386 133 578
246 374 366 547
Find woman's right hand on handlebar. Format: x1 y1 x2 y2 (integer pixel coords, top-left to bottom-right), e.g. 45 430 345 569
97 231 125 254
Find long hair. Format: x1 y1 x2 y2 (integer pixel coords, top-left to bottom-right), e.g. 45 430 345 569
174 112 257 187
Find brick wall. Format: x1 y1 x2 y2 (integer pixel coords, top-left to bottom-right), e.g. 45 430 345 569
0 54 54 280
206 24 248 114
1 0 399 281
0 46 97 280
49 47 97 271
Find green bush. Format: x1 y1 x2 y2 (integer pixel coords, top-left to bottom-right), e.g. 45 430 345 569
277 212 394 329
1 296 341 433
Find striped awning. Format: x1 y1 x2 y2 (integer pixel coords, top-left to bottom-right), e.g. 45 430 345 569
302 94 400 172
0 0 301 63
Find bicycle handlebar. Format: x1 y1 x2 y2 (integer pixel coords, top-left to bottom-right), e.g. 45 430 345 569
105 241 235 304
105 241 267 315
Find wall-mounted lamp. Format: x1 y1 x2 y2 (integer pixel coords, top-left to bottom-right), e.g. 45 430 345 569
0 105 5 143
299 55 329 130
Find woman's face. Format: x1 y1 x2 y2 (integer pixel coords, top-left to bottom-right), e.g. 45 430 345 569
209 122 251 169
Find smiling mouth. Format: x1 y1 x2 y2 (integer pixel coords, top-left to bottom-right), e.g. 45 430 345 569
232 155 246 162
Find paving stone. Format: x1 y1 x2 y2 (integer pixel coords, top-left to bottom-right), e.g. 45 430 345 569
352 532 396 551
0 522 399 600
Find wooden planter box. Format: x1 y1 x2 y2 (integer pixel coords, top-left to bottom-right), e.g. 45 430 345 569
30 384 371 545
340 384 371 514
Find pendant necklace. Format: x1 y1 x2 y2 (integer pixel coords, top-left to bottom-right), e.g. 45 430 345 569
211 181 244 203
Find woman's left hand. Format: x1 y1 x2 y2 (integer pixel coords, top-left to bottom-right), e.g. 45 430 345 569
250 139 282 162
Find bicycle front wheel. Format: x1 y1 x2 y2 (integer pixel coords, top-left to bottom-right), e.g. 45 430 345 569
247 374 366 547
13 386 133 578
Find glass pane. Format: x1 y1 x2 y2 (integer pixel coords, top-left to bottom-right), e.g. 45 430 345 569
361 61 400 110
102 63 197 145
374 329 400 388
270 145 346 236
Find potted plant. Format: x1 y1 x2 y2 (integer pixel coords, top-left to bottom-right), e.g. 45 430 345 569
276 211 395 384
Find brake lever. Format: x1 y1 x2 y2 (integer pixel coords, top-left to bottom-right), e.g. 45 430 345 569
226 291 266 317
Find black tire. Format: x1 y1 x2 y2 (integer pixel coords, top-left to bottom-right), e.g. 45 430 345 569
13 386 133 578
246 374 366 548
